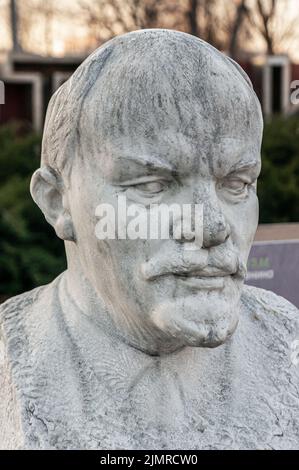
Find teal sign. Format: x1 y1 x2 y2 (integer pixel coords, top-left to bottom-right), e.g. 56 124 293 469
246 241 299 307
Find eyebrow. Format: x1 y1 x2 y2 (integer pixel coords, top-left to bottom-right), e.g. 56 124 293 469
228 159 261 174
119 155 174 172
119 155 261 176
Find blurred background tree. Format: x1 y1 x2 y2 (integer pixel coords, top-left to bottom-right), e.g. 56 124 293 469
259 115 299 223
1 0 299 60
0 124 66 302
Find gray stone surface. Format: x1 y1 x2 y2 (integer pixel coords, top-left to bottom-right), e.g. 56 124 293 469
0 29 298 449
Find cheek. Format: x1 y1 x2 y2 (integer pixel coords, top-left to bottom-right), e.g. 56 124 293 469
70 177 108 244
244 192 259 239
226 193 258 256
72 197 98 245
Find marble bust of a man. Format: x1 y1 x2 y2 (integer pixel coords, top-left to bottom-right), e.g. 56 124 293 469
1 29 299 450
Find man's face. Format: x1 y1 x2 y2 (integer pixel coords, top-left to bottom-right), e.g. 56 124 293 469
67 67 262 353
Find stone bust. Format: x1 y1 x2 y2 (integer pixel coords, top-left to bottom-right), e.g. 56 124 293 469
0 29 298 450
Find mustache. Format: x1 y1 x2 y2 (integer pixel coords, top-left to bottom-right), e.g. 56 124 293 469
140 245 247 281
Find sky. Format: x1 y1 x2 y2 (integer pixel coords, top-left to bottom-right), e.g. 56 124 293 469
0 0 299 61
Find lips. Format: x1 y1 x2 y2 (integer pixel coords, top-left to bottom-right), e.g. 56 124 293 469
173 272 231 290
174 268 233 277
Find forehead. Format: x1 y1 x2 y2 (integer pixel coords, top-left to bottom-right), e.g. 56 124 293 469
81 105 262 181
78 36 263 178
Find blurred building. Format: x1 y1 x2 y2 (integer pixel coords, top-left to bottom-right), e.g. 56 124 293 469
1 50 299 131
0 51 84 130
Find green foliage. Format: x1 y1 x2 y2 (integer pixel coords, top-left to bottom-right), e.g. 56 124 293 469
0 124 66 300
259 115 299 223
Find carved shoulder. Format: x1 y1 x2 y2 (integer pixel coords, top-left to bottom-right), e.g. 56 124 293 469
0 310 24 449
0 289 47 450
241 285 299 400
242 284 299 338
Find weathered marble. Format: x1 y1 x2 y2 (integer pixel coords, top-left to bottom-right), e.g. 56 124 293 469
0 29 298 449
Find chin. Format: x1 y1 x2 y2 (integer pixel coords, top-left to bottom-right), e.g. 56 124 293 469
149 296 241 349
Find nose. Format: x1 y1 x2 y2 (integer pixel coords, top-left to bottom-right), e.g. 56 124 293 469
202 200 231 248
172 183 231 248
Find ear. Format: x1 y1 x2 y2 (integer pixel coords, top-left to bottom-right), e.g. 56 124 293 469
30 166 76 242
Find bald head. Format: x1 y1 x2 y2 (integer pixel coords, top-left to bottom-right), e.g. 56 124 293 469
41 29 262 174
32 29 263 352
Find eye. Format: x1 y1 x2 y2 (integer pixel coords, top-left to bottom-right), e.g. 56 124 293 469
118 177 170 204
217 177 251 197
133 180 167 195
224 179 247 193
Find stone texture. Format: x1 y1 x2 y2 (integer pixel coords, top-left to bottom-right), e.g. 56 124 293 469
0 29 298 449
1 278 299 449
